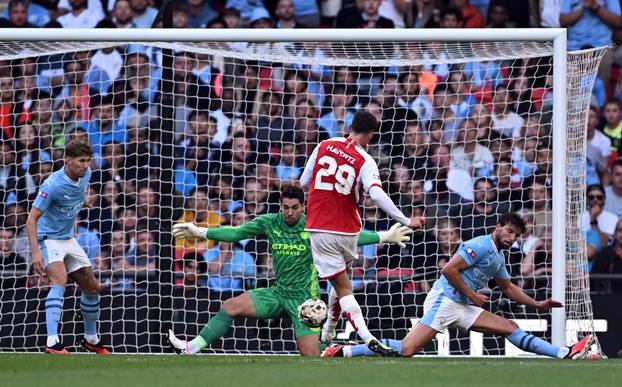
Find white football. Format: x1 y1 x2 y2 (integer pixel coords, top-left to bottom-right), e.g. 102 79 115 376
298 299 328 328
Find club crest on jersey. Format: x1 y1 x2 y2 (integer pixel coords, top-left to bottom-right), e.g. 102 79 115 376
466 248 477 258
40 192 48 198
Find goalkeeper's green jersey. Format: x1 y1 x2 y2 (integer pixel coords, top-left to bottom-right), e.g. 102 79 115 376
205 213 380 298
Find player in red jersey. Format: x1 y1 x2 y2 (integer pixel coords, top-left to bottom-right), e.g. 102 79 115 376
300 110 421 357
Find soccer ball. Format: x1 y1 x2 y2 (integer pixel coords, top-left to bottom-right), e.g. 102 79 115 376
298 299 328 328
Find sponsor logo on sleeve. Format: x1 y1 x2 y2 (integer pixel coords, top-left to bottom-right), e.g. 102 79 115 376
466 248 477 258
40 192 48 198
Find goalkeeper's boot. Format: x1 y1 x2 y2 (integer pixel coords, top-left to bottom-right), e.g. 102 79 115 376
321 345 345 357
81 339 111 355
565 334 595 359
168 329 191 355
367 338 402 358
45 342 70 355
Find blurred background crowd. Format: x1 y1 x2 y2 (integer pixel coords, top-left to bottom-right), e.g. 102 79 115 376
0 0 621 300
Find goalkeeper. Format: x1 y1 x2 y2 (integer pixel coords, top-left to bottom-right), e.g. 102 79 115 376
168 185 411 356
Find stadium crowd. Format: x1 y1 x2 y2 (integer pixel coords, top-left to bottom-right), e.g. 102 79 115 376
0 0 621 298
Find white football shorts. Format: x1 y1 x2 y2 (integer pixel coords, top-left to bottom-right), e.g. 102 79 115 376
419 287 485 332
41 238 92 274
309 232 358 279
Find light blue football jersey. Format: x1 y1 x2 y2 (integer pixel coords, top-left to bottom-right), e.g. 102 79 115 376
33 168 91 240
432 235 510 304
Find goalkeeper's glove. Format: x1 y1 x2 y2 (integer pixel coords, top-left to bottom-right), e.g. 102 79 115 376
378 223 412 248
172 223 207 239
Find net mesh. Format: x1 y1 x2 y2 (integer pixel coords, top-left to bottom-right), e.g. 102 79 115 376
0 39 605 355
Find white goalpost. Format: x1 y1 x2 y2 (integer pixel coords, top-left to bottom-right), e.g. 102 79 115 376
0 28 605 356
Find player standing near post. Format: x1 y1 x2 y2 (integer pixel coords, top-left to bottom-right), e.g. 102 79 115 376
300 110 421 357
167 185 412 355
26 138 110 354
323 213 595 359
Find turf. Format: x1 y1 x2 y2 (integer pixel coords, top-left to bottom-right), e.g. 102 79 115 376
1 354 621 387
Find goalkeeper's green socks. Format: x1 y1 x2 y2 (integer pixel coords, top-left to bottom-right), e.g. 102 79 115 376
188 309 233 354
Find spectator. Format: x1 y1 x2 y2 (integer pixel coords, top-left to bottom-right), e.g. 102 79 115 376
318 84 355 138
226 0 266 24
413 0 440 28
583 184 618 250
604 159 622 217
2 202 29 265
336 0 394 28
125 228 157 271
0 227 27 289
450 118 494 177
492 157 519 210
430 217 461 270
55 59 91 121
249 7 273 28
275 0 297 28
0 228 26 272
186 0 218 28
560 0 621 51
424 143 462 219
130 0 159 28
113 0 136 28
491 84 524 138
394 121 429 177
275 143 301 182
294 117 328 158
561 0 620 83
522 176 552 238
76 214 101 266
57 0 103 28
175 187 223 251
521 227 552 290
114 206 138 251
181 252 208 288
223 7 242 28
378 0 409 28
449 177 503 241
89 47 123 89
454 0 485 28
601 99 622 157
84 94 126 164
256 92 295 146
0 141 18 205
0 0 41 28
136 184 160 230
210 175 243 217
487 2 514 28
208 87 235 146
204 209 256 291
242 177 279 216
537 0 562 27
291 0 320 27
440 6 463 27
591 218 622 292
397 71 434 128
0 75 21 140
587 105 611 164
172 2 190 28
107 228 131 272
377 75 412 145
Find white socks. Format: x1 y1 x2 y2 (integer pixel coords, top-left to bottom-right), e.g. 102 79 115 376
85 334 99 345
557 346 570 358
321 288 340 342
339 294 374 345
47 335 59 348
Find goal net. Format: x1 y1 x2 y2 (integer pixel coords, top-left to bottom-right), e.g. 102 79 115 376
0 32 606 356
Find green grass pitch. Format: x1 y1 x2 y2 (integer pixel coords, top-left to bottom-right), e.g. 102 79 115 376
1 354 621 387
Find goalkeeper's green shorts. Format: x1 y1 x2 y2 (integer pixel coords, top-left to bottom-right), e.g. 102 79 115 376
249 287 320 338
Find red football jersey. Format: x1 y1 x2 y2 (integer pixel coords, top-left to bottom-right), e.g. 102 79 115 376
302 137 382 235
